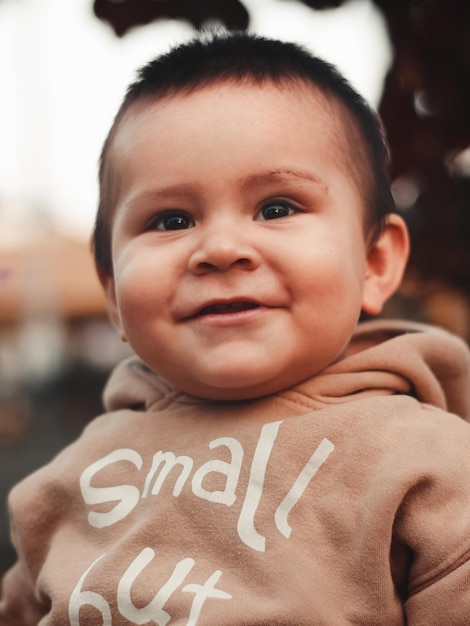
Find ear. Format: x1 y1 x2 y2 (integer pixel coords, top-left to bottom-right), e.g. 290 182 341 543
96 266 128 342
362 213 410 316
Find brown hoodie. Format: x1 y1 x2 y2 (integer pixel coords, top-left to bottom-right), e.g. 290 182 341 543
1 320 470 625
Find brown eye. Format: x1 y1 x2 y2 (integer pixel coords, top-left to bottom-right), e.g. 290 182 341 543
258 202 296 221
153 212 194 231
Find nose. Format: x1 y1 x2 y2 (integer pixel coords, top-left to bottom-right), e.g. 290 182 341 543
188 226 262 275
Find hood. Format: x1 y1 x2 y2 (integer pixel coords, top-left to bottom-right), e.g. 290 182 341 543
103 320 470 421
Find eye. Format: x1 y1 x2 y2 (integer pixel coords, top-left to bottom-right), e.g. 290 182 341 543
149 212 195 231
257 201 297 221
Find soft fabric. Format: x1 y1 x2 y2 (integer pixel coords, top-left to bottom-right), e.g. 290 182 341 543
1 320 470 625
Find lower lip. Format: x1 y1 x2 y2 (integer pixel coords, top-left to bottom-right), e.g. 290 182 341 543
188 306 269 326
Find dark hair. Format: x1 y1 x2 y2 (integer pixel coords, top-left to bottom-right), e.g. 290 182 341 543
93 31 395 275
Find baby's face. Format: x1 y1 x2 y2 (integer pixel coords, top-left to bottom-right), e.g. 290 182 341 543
105 80 379 400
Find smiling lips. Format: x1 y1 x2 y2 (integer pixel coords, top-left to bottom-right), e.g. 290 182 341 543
197 301 260 316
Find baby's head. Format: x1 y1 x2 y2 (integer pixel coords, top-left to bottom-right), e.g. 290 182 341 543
94 32 409 400
95 33 397 276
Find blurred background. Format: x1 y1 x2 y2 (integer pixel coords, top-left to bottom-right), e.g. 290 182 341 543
0 0 469 573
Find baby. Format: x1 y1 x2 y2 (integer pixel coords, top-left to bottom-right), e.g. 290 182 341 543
1 32 470 625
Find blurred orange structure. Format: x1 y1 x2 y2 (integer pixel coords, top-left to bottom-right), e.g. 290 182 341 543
0 234 106 325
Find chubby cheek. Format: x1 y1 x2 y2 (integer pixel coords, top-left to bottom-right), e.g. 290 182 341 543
293 244 365 327
113 254 170 334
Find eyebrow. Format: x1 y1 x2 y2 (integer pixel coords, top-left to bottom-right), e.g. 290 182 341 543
124 167 328 212
242 168 329 193
125 184 200 209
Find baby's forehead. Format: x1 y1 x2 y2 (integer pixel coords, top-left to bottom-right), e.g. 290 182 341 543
116 76 355 152
108 77 368 212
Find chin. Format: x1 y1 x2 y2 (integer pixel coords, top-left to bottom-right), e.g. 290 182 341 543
182 372 285 402
190 385 272 402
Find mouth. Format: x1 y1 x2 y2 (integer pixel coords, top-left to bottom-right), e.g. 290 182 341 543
196 301 261 317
